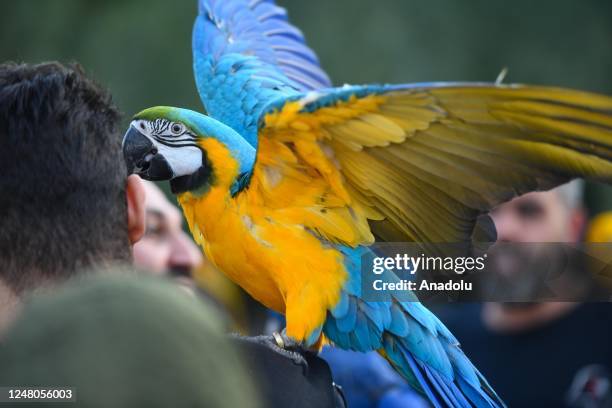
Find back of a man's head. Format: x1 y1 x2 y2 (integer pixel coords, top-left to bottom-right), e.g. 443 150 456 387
0 62 128 293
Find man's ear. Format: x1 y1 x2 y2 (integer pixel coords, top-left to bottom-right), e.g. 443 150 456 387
126 175 146 244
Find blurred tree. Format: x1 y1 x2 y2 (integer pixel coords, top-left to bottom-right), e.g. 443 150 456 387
1 0 611 212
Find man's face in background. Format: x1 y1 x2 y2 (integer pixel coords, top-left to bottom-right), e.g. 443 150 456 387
490 187 585 244
484 181 588 312
133 182 203 282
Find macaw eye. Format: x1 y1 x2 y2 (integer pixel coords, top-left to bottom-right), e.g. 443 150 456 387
170 123 185 135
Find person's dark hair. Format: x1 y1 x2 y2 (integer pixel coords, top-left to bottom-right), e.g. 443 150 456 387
0 62 128 293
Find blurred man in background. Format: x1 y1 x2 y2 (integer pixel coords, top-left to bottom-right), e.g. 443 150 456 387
133 181 203 287
436 181 612 407
482 181 586 333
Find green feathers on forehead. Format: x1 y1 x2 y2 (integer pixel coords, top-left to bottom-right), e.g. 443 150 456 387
133 106 179 122
134 106 209 123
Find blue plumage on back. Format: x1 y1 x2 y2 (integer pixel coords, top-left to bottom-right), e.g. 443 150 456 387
192 0 331 148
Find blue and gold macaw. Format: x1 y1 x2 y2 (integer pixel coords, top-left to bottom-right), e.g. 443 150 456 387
122 0 612 406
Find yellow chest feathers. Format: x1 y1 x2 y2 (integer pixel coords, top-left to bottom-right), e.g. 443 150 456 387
175 138 347 321
180 187 347 317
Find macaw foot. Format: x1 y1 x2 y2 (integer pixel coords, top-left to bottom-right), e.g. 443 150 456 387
231 330 311 375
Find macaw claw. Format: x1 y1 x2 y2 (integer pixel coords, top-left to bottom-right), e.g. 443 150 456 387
230 332 311 375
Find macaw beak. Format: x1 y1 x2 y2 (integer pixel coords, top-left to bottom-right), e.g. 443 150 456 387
122 126 173 181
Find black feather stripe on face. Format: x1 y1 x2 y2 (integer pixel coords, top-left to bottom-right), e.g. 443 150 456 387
150 135 197 148
169 148 215 195
144 118 197 148
152 118 170 134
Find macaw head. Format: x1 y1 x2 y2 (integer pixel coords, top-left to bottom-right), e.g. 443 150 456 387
122 106 256 195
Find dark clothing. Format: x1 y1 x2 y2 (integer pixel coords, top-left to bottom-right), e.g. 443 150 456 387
235 339 345 408
434 303 612 408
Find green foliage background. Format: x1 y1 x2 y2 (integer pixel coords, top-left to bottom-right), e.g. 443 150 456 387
1 0 612 213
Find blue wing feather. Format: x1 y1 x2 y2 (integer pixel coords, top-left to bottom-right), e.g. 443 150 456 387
335 297 357 333
193 0 331 147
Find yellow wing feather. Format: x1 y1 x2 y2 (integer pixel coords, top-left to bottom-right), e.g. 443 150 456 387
249 85 612 247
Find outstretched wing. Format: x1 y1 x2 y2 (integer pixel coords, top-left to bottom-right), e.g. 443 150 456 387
192 0 612 248
192 0 331 148
247 83 612 247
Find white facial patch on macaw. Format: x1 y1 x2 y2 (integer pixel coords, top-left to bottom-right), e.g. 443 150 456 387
156 143 202 178
130 119 203 178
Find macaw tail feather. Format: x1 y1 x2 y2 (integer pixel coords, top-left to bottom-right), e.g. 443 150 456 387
323 246 506 408
381 333 504 408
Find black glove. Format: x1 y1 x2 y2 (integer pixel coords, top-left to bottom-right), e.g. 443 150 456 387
231 336 346 408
